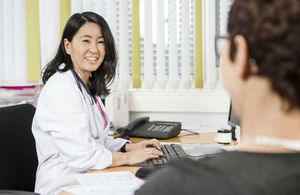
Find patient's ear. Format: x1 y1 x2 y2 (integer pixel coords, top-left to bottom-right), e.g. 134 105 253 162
64 38 71 55
234 35 251 80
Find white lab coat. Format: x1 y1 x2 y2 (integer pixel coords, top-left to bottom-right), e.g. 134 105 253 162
32 65 127 195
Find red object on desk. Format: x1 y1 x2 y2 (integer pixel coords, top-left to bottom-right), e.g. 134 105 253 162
0 86 36 90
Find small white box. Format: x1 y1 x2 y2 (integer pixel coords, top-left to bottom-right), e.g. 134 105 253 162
105 91 129 130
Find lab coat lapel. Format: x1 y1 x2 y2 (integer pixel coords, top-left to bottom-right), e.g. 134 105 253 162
94 96 110 132
90 97 109 142
82 92 99 139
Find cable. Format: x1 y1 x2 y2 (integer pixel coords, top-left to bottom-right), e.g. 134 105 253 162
180 129 200 136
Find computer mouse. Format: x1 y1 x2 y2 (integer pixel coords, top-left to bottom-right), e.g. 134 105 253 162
135 166 159 179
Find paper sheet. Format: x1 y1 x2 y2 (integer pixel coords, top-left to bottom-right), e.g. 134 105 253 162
181 122 223 133
63 185 93 195
181 143 224 157
69 171 143 195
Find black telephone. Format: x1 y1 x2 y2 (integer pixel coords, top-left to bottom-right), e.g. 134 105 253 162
115 117 182 139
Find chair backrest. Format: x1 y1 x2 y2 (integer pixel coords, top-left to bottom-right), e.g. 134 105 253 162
0 190 40 195
0 104 38 192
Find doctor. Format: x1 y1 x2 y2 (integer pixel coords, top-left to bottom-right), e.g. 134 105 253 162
32 12 162 195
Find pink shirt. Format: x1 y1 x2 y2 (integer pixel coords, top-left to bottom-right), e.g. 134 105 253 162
93 96 108 129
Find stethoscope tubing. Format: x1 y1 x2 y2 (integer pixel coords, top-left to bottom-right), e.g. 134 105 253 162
71 69 100 139
71 69 95 105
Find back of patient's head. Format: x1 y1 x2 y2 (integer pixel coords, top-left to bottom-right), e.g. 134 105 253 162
228 0 300 111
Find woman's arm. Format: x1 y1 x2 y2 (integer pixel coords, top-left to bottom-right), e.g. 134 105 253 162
109 147 163 167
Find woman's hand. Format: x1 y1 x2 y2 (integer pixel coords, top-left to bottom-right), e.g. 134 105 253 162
111 139 162 167
110 147 163 167
127 147 163 165
125 139 161 152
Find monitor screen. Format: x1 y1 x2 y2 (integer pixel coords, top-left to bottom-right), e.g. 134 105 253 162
228 103 240 128
227 103 241 141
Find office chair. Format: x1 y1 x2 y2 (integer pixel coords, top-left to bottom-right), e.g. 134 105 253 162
0 190 39 195
0 104 38 194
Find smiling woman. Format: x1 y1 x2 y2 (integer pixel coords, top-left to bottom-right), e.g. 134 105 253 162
32 12 162 195
64 22 106 85
42 12 117 97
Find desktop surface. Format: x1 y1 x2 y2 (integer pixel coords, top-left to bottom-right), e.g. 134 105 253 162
58 131 217 195
130 131 217 144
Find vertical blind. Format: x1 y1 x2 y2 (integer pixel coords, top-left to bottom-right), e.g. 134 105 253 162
0 0 233 89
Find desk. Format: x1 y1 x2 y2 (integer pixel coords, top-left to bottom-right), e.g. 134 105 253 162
58 132 216 195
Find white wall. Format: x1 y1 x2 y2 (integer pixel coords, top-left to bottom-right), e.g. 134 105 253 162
106 89 230 129
130 112 228 128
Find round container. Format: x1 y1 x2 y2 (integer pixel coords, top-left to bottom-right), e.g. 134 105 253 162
217 129 232 144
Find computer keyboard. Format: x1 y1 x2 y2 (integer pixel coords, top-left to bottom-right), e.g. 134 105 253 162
147 144 188 167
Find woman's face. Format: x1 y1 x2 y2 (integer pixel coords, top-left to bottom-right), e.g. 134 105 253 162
64 22 105 81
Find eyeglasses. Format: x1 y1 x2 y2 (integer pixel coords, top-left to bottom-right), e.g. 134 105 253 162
215 35 257 67
215 35 229 58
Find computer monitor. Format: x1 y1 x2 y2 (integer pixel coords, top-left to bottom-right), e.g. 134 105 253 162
227 103 240 140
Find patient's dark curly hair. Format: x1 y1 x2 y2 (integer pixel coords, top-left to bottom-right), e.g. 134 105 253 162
228 0 300 110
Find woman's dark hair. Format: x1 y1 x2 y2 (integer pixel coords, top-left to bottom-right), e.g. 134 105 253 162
228 0 300 110
42 12 117 96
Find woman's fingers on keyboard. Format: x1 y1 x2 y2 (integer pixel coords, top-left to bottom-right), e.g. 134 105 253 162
153 139 161 150
146 151 161 160
148 148 163 156
147 139 161 150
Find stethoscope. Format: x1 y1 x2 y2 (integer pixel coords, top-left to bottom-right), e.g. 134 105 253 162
71 69 101 139
71 68 95 105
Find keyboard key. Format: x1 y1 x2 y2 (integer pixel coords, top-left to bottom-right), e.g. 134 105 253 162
148 144 187 167
158 125 166 131
157 159 163 164
152 158 159 165
163 126 173 132
165 155 172 161
162 157 168 164
161 145 168 155
147 124 156 131
165 145 176 156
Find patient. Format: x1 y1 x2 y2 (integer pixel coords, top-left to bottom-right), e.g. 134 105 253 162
136 0 300 194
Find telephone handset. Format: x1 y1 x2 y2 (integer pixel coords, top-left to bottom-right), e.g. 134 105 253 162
115 117 182 139
126 117 150 131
